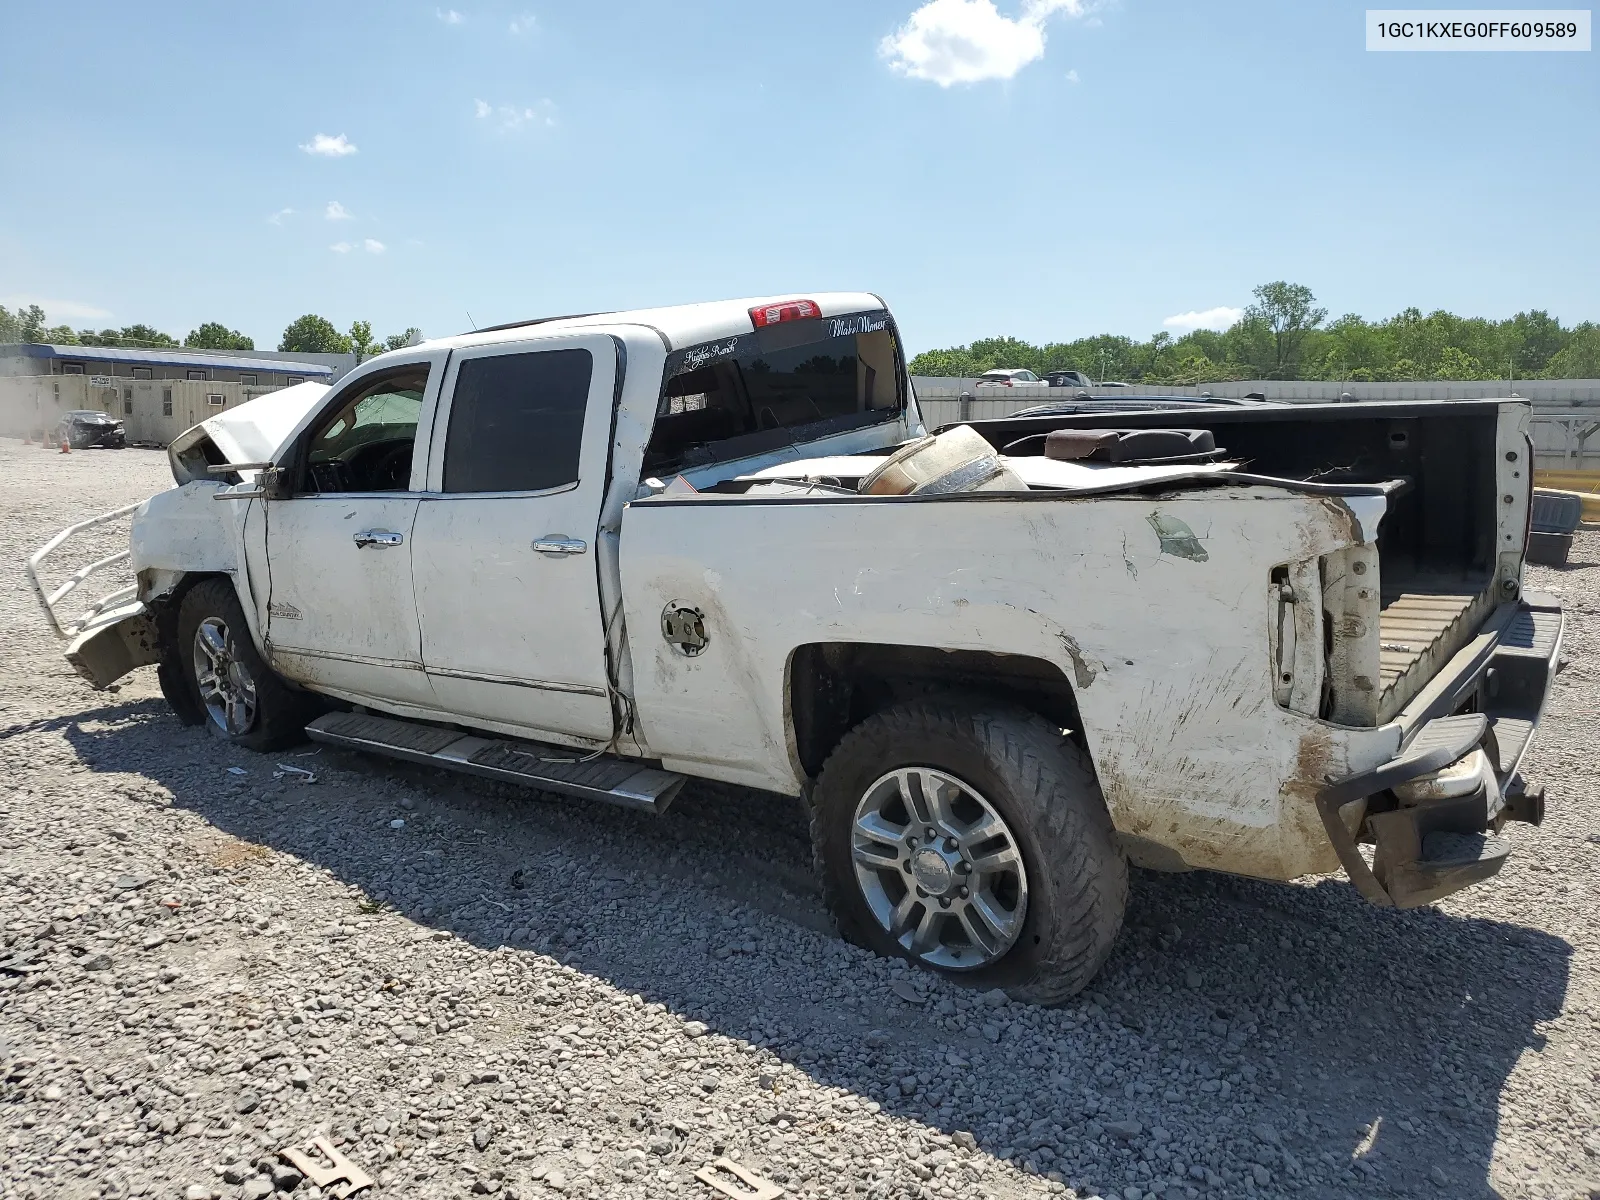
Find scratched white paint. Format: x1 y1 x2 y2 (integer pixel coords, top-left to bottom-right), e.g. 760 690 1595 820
619 486 1405 880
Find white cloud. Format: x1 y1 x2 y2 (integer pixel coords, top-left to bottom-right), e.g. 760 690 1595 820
2 295 112 321
300 133 358 157
475 99 557 130
1163 306 1245 333
880 0 1088 86
267 207 295 225
363 239 386 254
508 11 536 33
325 200 353 221
1064 68 1079 83
437 7 463 22
329 242 353 254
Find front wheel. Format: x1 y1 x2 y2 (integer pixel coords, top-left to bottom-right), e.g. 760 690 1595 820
176 579 314 751
811 700 1126 1005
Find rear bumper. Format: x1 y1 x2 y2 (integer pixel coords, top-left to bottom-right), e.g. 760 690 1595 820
1315 592 1563 909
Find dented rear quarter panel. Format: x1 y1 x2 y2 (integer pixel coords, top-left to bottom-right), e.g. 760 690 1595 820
619 486 1403 881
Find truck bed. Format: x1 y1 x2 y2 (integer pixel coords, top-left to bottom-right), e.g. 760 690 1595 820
964 400 1517 729
1377 576 1494 721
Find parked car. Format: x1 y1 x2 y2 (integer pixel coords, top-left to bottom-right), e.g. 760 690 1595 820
54 410 126 449
975 368 1041 386
1045 370 1094 389
37 291 1560 1004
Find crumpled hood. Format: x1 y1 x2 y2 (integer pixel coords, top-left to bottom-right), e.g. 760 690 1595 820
167 381 329 484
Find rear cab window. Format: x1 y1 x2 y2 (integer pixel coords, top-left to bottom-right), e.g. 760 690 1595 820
643 309 907 478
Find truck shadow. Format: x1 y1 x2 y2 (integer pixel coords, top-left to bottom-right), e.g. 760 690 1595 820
63 711 1570 1200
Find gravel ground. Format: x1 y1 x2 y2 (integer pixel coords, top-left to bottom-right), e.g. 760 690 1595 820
2 439 1598 1200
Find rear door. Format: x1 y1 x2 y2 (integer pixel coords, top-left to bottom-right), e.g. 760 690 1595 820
411 334 618 741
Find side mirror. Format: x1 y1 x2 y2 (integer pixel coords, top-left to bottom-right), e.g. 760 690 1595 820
262 467 294 501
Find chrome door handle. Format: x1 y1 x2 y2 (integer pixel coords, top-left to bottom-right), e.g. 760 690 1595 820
353 530 404 548
532 535 587 556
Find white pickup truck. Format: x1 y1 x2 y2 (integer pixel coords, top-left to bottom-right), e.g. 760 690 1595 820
33 292 1563 1003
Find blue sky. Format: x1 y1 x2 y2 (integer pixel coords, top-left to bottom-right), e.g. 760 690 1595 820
1 0 1595 353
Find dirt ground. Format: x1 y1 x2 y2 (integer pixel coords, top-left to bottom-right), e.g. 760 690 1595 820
2 440 1598 1200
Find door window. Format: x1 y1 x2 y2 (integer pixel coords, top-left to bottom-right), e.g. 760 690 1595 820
443 348 593 493
302 365 429 494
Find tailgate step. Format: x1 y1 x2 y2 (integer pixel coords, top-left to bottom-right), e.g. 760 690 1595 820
305 712 686 813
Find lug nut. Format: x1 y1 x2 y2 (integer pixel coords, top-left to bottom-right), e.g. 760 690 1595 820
958 887 969 898
938 897 951 908
925 827 937 839
915 887 927 899
957 861 972 874
944 838 960 852
907 836 918 848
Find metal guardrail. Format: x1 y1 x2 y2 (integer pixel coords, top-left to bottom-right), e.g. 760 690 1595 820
26 502 143 639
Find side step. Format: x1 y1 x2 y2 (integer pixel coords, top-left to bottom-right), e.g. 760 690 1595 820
305 711 686 814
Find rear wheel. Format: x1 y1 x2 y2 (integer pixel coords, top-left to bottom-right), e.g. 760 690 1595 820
176 579 314 751
811 699 1126 1004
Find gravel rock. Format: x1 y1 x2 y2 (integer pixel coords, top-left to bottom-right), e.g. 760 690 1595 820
2 445 1598 1200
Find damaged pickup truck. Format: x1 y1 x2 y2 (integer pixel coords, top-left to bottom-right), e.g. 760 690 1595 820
32 292 1563 1003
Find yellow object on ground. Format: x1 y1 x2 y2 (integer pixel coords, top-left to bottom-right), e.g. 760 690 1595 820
1534 471 1600 523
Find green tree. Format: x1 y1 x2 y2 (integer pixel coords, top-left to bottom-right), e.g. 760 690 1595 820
907 347 985 376
1506 309 1566 376
1542 324 1600 378
0 305 20 342
1244 282 1327 376
384 327 423 352
348 320 378 364
185 322 255 350
279 314 352 354
115 324 179 348
11 304 48 342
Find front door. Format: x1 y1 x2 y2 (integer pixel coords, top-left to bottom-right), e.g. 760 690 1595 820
411 334 618 741
264 360 440 708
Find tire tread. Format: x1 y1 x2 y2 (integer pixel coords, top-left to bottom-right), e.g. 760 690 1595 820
808 698 1127 1005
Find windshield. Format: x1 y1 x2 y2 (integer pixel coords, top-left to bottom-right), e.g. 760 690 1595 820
644 309 905 476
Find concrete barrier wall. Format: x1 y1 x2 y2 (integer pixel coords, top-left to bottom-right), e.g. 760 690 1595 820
0 375 300 445
912 377 1600 403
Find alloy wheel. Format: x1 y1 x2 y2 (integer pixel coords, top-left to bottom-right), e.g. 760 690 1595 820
192 616 258 736
850 767 1029 970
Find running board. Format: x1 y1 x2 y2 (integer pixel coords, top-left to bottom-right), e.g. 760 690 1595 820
304 711 686 814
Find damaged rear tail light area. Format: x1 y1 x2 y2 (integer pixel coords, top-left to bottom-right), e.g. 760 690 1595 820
1269 548 1382 725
